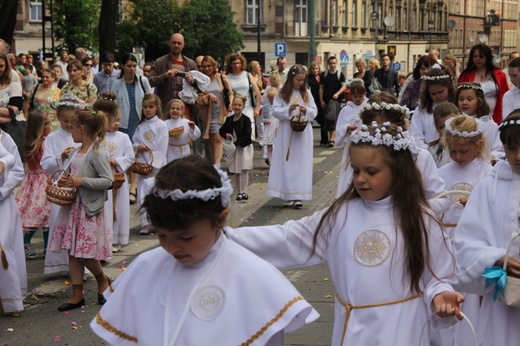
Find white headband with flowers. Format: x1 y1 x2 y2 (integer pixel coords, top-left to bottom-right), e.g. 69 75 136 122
358 102 411 119
445 116 483 138
350 121 415 151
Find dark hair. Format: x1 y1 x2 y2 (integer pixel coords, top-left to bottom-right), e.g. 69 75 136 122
140 94 163 121
100 51 115 64
73 109 107 152
327 56 337 63
350 82 366 96
508 57 520 69
117 53 138 79
82 57 93 66
362 92 408 128
93 92 119 120
499 109 520 147
225 53 247 74
141 156 226 230
419 66 455 113
412 56 437 80
312 124 435 294
428 102 459 161
279 64 309 103
461 44 496 77
455 83 490 118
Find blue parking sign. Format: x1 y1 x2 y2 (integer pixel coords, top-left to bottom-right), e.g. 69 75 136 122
275 42 286 57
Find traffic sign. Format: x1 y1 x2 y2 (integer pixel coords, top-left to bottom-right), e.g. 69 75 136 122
340 49 349 66
393 62 401 71
274 42 286 57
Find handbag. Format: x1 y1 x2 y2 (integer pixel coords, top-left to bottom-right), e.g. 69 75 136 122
0 108 26 161
325 100 340 122
369 77 383 94
248 83 256 108
220 74 231 109
222 138 236 164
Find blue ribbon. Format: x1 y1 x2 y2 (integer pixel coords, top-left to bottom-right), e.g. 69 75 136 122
482 266 507 301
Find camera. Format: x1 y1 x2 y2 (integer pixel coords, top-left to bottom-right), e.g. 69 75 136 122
176 71 186 78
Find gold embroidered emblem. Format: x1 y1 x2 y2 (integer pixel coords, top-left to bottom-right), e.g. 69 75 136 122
143 130 155 143
169 126 184 138
191 285 225 320
107 141 117 156
354 229 391 267
451 182 473 206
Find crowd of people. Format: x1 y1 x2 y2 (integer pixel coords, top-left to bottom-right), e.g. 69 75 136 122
2 32 520 344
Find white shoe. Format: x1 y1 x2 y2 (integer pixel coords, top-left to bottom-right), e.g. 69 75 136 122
283 200 295 207
139 227 151 235
112 244 121 253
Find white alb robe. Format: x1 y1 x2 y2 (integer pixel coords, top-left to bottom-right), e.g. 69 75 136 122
267 90 317 201
90 235 319 345
409 105 439 149
226 197 459 345
40 127 80 274
0 133 26 312
164 118 201 163
132 116 168 227
454 159 520 346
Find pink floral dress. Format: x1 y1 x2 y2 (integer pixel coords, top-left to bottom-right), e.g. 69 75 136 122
48 152 112 259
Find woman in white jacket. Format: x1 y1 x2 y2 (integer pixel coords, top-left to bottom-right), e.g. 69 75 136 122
112 53 152 203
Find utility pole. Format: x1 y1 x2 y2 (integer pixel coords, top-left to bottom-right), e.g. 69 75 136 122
257 0 262 64
308 0 316 64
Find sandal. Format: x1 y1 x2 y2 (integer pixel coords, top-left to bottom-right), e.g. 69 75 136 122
129 191 137 205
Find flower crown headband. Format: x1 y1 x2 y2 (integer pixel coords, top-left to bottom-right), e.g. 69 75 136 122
349 78 364 85
350 121 414 151
55 93 86 109
445 116 483 138
143 164 233 208
421 63 451 81
457 83 482 91
498 118 520 130
358 101 411 119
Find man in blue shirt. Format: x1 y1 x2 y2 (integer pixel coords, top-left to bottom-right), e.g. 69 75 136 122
93 52 120 96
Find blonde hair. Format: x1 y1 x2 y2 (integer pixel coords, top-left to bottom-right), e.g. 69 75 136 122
269 72 281 86
73 109 108 152
168 98 185 110
266 87 277 103
442 114 487 160
369 58 380 70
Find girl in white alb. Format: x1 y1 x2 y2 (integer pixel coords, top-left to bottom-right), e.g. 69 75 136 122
164 99 200 163
40 97 82 274
454 111 520 346
94 93 135 253
0 133 26 314
90 156 319 345
227 122 464 345
335 80 367 197
132 94 168 235
426 102 459 168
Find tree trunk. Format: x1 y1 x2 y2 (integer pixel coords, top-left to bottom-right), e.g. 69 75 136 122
0 0 19 49
98 0 118 55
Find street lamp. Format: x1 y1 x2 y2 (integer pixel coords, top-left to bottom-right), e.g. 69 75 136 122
428 20 434 49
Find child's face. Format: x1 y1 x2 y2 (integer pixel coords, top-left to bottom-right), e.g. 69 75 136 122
435 115 451 135
457 89 478 115
505 145 520 174
155 210 228 266
142 101 157 119
168 102 183 119
429 84 449 104
293 73 306 90
350 146 393 201
448 139 480 166
107 115 120 132
351 93 366 106
232 99 245 114
43 121 51 137
58 111 74 133
70 122 85 144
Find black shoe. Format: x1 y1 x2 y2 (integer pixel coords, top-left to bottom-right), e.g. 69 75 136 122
236 193 243 201
98 276 112 305
129 192 137 205
58 299 85 311
264 159 270 166
242 193 249 201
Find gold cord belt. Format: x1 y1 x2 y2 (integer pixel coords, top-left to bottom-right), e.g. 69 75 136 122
336 292 422 344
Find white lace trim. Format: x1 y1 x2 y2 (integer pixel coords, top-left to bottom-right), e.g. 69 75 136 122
143 164 233 208
445 116 483 138
350 121 415 151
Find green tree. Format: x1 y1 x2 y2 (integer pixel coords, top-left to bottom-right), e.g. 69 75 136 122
116 0 179 61
54 0 101 53
177 0 243 63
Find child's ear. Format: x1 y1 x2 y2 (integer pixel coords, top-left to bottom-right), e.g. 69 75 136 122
215 209 229 229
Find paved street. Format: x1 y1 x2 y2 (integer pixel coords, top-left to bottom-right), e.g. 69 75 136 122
1 127 341 346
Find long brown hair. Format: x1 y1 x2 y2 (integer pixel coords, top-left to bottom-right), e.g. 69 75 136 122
73 109 107 152
312 124 435 294
25 110 46 161
279 64 309 104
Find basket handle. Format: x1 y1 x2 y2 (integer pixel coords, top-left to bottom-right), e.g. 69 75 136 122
433 190 471 199
502 231 520 271
137 149 154 165
50 169 75 188
417 312 478 346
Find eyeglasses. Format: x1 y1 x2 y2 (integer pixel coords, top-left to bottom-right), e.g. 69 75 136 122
84 64 93 67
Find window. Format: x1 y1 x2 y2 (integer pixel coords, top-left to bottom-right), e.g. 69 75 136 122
29 0 42 22
246 0 259 25
295 0 308 36
361 1 367 28
343 0 348 27
353 0 358 27
332 0 338 27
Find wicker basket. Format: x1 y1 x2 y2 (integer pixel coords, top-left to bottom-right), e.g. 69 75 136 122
290 113 308 132
113 172 126 190
129 150 154 175
46 170 76 206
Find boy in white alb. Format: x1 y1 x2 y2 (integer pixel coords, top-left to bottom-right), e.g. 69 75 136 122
164 99 200 162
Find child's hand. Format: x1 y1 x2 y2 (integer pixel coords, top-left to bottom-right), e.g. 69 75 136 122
265 119 271 125
289 103 299 112
433 291 464 321
459 197 468 206
347 125 358 134
137 144 149 152
61 146 75 161
495 256 520 278
58 175 82 188
0 162 4 174
188 121 195 130
298 105 307 113
226 133 232 140
109 158 117 167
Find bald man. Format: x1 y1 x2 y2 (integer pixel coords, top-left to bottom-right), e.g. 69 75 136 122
148 33 197 116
